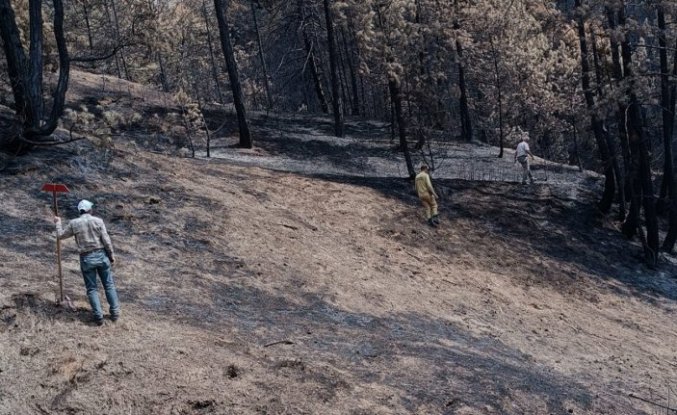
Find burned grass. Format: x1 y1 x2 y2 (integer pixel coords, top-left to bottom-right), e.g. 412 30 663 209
0 74 676 414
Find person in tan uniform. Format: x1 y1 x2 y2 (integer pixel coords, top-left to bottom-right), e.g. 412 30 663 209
54 200 120 326
415 165 439 227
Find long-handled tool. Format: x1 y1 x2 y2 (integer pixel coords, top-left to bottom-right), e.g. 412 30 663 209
41 183 73 307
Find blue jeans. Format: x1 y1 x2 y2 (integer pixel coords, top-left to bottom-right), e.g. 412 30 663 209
79 250 120 320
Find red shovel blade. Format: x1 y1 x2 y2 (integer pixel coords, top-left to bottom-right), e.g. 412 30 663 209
41 184 70 193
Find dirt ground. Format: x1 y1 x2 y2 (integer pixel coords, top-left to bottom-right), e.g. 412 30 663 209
0 73 676 415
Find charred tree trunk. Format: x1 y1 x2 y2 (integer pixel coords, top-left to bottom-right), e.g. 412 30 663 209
337 42 350 116
665 37 677 251
251 1 272 110
109 0 130 80
322 0 344 136
0 0 70 153
300 1 329 113
490 38 504 158
454 0 471 142
157 52 170 92
202 0 224 104
606 7 631 208
304 39 329 114
659 9 677 251
340 28 360 116
657 5 672 212
82 2 94 50
214 0 252 148
592 27 625 219
575 0 615 214
389 76 415 178
456 40 472 142
571 123 583 171
102 0 122 78
29 0 44 123
618 5 658 266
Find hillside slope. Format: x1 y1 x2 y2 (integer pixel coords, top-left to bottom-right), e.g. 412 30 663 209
0 143 676 415
0 72 676 414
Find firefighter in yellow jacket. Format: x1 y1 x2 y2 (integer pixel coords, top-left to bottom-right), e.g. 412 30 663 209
415 165 439 227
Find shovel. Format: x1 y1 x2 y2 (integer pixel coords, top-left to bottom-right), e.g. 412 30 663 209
41 183 75 310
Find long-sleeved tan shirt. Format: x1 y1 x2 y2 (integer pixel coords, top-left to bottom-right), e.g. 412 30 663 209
57 214 114 258
415 171 437 198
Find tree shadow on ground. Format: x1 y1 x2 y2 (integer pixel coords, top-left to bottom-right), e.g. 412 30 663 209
205 111 403 175
5 278 615 413
118 275 626 414
305 174 677 305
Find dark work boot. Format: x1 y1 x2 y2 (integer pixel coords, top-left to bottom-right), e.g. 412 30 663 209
428 218 437 227
432 214 440 225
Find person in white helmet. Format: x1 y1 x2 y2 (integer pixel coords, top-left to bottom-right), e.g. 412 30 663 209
54 200 120 326
514 133 535 185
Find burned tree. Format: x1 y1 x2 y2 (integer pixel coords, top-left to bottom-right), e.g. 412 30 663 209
0 0 71 154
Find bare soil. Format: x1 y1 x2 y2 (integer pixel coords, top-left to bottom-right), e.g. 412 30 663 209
0 72 676 415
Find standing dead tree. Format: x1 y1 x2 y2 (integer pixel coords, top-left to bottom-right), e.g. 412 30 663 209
213 0 253 148
0 0 71 154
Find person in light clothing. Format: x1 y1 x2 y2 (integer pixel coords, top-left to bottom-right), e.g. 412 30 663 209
415 165 439 227
514 134 535 184
54 200 120 326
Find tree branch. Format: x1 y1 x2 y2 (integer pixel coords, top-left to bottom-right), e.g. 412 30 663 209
70 43 128 63
628 393 677 413
17 134 84 147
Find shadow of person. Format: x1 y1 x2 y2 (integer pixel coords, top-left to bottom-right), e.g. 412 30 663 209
8 292 96 326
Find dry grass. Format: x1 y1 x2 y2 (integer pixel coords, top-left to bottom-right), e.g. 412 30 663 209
1 145 675 415
0 72 676 415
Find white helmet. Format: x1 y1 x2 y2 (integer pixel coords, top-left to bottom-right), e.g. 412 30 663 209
78 200 94 212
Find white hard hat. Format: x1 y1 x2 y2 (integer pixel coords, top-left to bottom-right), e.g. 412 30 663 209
78 200 94 212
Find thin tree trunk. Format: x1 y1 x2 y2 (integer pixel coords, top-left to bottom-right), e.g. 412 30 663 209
454 0 471 142
592 26 625 218
28 0 44 123
618 4 658 266
251 1 272 109
82 2 94 50
490 38 504 158
202 0 224 104
575 0 615 213
300 1 329 113
157 52 170 92
214 0 252 148
109 0 130 80
41 0 69 137
656 6 671 215
572 123 583 171
359 74 367 117
659 9 677 251
606 6 631 206
389 77 415 178
389 85 395 142
337 40 350 116
457 40 471 141
664 35 677 249
102 0 122 78
322 0 344 137
305 40 329 113
340 28 359 116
